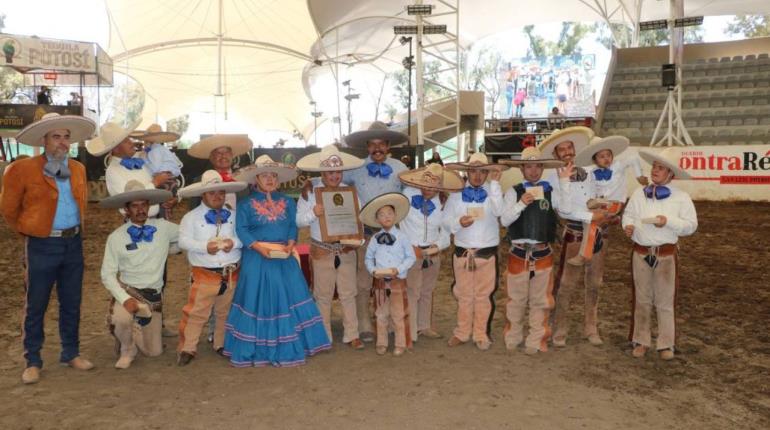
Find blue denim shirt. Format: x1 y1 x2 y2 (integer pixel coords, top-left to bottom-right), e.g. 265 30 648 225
52 174 80 230
342 156 407 206
365 227 416 279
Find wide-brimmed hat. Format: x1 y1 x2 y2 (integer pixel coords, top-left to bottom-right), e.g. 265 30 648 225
398 163 465 192
16 112 96 147
537 126 594 158
500 147 564 169
188 134 253 159
178 170 247 198
573 135 630 167
638 149 691 180
359 192 410 228
99 180 172 209
344 121 408 149
136 123 180 143
86 117 143 156
234 154 297 184
296 145 364 172
445 152 509 172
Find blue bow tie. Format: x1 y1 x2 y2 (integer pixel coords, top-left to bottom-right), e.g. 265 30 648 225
523 180 552 192
127 224 157 243
376 232 396 246
120 157 146 170
205 208 231 225
366 162 393 179
593 168 613 181
461 186 487 203
644 185 671 200
411 195 436 216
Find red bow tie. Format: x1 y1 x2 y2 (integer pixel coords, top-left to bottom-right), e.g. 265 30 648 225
218 170 235 182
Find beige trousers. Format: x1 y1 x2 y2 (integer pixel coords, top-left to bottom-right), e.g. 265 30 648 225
311 249 359 343
503 249 555 351
451 253 497 343
405 251 441 341
373 279 411 349
177 267 238 354
630 251 678 350
355 237 374 334
109 300 162 359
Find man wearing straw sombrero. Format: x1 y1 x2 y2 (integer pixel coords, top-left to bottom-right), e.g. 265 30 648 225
133 123 184 219
398 163 464 342
1 112 96 384
99 181 178 369
443 153 508 351
499 147 573 355
343 121 409 343
538 127 609 348
296 145 367 350
175 170 247 366
187 134 253 211
622 149 697 361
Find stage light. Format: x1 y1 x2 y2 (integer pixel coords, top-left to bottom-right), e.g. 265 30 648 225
344 94 360 101
393 24 446 35
406 4 434 15
674 16 703 27
399 36 412 45
402 56 415 69
639 19 668 31
342 80 351 86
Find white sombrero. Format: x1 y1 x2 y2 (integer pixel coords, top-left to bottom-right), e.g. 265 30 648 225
136 123 180 143
16 112 96 147
99 180 172 209
234 154 297 184
359 192 410 228
537 126 594 158
638 149 691 180
398 163 465 192
500 147 565 169
445 152 509 172
188 134 252 159
573 135 630 167
178 170 247 198
344 121 409 149
296 144 364 172
86 117 143 156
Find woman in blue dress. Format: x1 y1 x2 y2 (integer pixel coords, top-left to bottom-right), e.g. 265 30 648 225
224 155 330 367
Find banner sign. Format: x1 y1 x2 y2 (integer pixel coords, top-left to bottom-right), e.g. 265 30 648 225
1 33 99 74
0 104 82 129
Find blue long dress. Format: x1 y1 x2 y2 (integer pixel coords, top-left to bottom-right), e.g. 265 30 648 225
224 190 331 367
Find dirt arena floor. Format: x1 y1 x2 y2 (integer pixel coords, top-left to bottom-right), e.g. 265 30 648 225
0 200 768 429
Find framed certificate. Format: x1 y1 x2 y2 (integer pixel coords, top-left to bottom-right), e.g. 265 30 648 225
315 186 364 242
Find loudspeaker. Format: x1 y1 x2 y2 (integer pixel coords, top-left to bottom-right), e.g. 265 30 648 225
661 64 676 88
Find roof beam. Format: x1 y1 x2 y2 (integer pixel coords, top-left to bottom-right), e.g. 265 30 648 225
112 38 313 63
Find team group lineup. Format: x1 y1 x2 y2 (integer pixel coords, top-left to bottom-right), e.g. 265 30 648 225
1 113 697 384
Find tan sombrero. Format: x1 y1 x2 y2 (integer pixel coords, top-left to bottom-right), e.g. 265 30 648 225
16 112 96 147
500 147 564 169
398 163 465 192
296 144 364 172
537 126 594 158
234 154 297 184
638 149 691 180
137 123 180 143
178 170 247 198
573 135 630 167
188 134 252 159
99 180 172 209
344 121 408 149
86 117 143 156
359 192 410 228
445 152 509 172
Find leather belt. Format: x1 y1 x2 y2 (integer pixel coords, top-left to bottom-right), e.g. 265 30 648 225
633 243 677 257
49 225 80 238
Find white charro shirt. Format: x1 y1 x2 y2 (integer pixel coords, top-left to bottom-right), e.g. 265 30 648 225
179 202 242 268
588 156 643 202
296 181 361 242
443 180 504 249
399 186 450 250
500 177 571 245
622 184 698 246
105 155 160 217
101 218 179 304
546 169 596 223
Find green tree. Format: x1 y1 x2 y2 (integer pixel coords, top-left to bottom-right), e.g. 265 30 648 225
465 46 504 114
166 114 189 136
524 23 592 57
725 15 770 38
593 22 703 49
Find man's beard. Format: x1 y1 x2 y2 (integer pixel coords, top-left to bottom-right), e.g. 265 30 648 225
48 149 69 161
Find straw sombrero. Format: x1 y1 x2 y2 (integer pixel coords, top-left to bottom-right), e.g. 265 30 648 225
188 134 252 159
137 123 180 143
638 149 691 180
234 154 297 184
500 147 564 169
573 135 630 167
445 152 509 172
537 126 594 158
178 170 247 198
16 113 96 147
398 163 464 192
344 121 408 149
99 180 172 209
296 144 364 172
86 117 143 156
359 192 410 228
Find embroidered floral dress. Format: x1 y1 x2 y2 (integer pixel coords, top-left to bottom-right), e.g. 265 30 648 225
223 190 330 367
